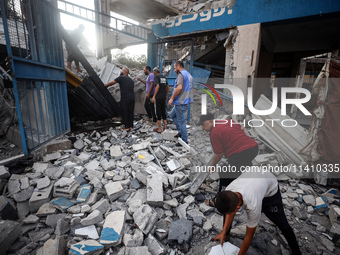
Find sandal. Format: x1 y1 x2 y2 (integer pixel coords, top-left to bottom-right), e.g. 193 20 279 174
205 198 216 207
153 128 162 133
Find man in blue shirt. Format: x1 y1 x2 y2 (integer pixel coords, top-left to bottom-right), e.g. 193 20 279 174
168 61 194 145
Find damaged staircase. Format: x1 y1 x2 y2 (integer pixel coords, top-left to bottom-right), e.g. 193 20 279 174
61 26 121 121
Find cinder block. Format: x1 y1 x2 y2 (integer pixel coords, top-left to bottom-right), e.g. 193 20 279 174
105 182 125 202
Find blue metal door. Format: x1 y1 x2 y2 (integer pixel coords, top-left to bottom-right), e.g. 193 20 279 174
1 0 70 155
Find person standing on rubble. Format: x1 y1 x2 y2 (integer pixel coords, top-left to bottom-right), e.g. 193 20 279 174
168 61 194 146
151 67 169 133
137 66 157 122
104 68 135 130
214 170 301 255
66 24 85 73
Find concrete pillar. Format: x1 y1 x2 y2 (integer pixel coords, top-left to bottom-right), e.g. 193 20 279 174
232 23 261 100
147 33 157 68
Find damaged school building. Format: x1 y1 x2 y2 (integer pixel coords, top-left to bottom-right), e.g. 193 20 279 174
1 0 340 254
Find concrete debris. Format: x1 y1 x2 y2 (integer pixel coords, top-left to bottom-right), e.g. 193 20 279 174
1 102 340 255
75 225 99 239
145 234 166 255
168 218 193 244
36 237 66 255
123 228 144 247
80 209 103 227
69 240 104 255
0 220 21 254
147 174 164 206
105 181 125 202
0 165 10 178
133 204 158 235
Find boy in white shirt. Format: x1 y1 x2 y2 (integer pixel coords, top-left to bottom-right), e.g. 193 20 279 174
214 170 301 255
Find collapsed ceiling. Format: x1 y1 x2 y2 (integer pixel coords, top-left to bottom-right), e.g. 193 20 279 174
108 0 234 23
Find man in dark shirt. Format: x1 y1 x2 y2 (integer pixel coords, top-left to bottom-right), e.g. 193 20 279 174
105 68 135 130
151 67 169 133
66 24 85 73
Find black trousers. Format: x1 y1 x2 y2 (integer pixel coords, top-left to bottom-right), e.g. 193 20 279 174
155 98 167 120
144 95 156 121
262 188 301 255
219 145 259 193
121 98 135 129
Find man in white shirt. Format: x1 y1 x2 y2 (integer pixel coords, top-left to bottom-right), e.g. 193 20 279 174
214 170 301 255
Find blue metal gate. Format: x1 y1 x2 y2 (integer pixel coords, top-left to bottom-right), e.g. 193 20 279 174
1 0 70 155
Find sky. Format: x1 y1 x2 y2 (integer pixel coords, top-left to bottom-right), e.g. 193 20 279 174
59 0 147 58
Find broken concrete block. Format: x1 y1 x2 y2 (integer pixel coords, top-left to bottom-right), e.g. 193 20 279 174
76 152 92 164
330 222 340 237
36 176 51 190
211 213 224 232
132 142 150 151
55 219 70 236
136 170 147 185
43 152 61 162
110 146 123 157
73 139 85 150
53 178 80 199
105 181 125 202
85 160 100 171
69 240 104 255
0 165 10 179
36 203 57 217
45 138 72 153
22 214 39 224
187 209 205 219
322 188 338 198
0 220 21 254
118 247 151 255
199 202 214 213
80 210 103 227
136 151 154 164
160 145 181 157
166 159 182 172
314 196 328 213
155 219 171 240
29 184 53 213
130 178 141 190
184 195 195 205
188 172 209 195
75 225 99 239
133 204 158 235
33 162 49 172
77 184 92 203
36 237 66 255
101 160 116 171
100 210 125 246
123 228 144 247
154 147 166 160
91 199 110 214
51 197 75 211
203 219 213 232
163 198 178 208
44 167 65 180
303 195 315 206
145 234 166 255
176 203 189 219
13 186 34 202
168 218 193 244
329 207 340 225
46 214 67 228
162 129 177 141
147 174 163 206
0 196 18 220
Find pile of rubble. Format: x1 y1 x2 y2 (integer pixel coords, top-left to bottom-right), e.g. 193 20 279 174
0 91 339 254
